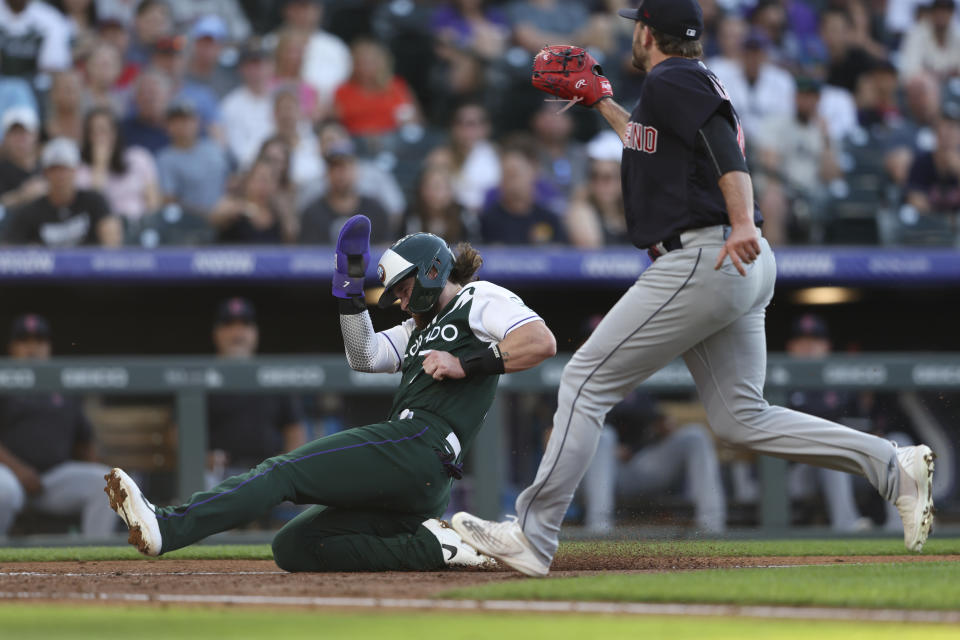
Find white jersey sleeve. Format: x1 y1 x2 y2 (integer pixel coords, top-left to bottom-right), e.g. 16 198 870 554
340 311 414 374
466 281 542 344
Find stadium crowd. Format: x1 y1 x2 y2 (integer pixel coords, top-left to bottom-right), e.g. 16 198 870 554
0 0 958 249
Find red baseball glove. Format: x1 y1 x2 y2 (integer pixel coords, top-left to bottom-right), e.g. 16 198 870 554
531 45 614 110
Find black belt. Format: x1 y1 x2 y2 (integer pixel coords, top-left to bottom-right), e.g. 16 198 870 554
647 234 684 261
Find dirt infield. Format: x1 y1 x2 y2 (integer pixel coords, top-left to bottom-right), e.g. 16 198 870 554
1 554 955 602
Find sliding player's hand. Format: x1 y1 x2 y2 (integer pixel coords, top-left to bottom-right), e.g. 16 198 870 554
421 350 465 380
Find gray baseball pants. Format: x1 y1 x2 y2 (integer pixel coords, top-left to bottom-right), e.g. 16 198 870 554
516 226 901 565
0 461 116 537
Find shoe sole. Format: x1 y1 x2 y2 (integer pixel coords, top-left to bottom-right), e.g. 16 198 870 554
908 447 936 552
450 514 548 578
104 470 152 556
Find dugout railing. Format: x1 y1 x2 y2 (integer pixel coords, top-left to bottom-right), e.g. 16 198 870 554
0 353 957 533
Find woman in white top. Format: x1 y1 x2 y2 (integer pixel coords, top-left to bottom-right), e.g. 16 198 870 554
76 107 161 222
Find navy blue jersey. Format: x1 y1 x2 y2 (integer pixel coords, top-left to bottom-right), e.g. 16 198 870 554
621 57 763 249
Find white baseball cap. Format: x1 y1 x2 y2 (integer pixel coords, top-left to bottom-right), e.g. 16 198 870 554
1 106 39 134
41 137 80 169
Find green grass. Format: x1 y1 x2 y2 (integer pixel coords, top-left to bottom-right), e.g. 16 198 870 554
0 605 956 640
4 537 958 563
443 562 960 610
0 544 274 563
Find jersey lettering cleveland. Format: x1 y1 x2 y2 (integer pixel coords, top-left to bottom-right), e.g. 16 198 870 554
384 281 541 452
621 57 762 249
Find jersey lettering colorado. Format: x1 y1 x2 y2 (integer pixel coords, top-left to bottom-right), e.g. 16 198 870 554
621 57 762 249
383 281 540 452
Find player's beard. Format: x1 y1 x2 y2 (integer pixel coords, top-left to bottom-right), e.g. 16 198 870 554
632 40 651 72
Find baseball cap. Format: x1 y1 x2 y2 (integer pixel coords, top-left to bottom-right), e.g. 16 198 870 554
618 0 704 41
239 41 271 63
166 98 198 119
10 314 51 341
1 106 39 134
192 15 228 41
930 0 956 10
215 297 257 325
41 137 80 169
795 76 822 94
790 313 829 339
324 138 356 163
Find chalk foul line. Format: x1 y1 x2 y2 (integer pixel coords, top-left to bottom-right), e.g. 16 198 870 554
0 591 958 623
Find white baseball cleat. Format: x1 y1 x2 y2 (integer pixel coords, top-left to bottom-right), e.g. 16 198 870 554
450 513 549 577
104 468 162 557
893 444 935 552
422 518 497 568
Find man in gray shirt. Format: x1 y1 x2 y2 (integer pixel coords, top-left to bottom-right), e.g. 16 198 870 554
156 99 230 217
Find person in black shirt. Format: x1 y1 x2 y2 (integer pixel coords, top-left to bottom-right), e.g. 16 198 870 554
0 106 44 211
0 314 116 537
298 140 392 245
479 138 568 245
2 137 122 246
205 297 307 487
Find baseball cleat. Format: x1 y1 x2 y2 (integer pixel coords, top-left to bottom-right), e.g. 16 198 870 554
893 444 935 552
450 513 549 577
421 518 497 568
104 468 162 557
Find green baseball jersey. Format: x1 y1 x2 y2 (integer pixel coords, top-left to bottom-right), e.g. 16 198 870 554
383 281 541 453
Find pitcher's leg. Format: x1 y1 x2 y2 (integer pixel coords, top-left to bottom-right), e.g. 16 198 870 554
683 305 900 501
516 252 721 564
271 506 444 572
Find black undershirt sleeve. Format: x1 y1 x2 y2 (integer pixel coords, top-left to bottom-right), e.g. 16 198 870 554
697 110 748 179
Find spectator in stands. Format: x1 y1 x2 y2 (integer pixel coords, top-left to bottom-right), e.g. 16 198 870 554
221 41 275 168
898 0 960 81
404 164 477 242
76 107 161 224
211 158 295 244
57 0 100 62
299 139 392 244
905 112 960 216
95 13 138 88
271 29 321 122
0 0 72 81
295 119 406 219
0 313 116 539
430 0 510 61
274 0 351 108
165 0 251 44
81 42 127 115
0 107 45 211
4 138 121 246
254 135 295 224
710 29 795 140
125 0 172 67
183 15 237 99
43 70 84 142
753 77 843 245
565 132 628 248
480 136 567 245
820 8 877 94
426 102 500 214
333 38 420 139
855 59 903 130
530 103 588 212
156 99 230 217
206 298 306 487
581 390 727 534
271 87 321 187
149 35 224 142
505 0 610 55
747 0 821 70
120 70 173 155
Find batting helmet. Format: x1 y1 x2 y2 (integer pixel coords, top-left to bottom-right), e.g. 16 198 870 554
376 233 455 313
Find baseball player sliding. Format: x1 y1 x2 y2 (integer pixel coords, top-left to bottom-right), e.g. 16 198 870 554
452 0 935 577
105 217 556 571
